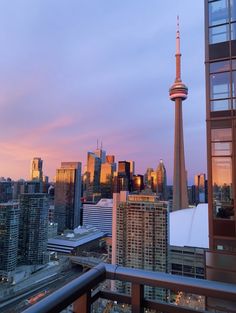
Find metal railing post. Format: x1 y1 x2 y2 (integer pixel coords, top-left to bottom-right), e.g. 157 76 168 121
73 290 91 313
131 283 144 313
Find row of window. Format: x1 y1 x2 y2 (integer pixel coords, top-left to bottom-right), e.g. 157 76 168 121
209 59 236 111
209 0 236 43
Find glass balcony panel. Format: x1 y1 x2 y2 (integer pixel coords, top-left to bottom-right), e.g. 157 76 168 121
230 0 236 21
210 60 230 73
212 142 232 155
209 24 230 44
210 72 230 99
209 0 229 26
211 127 232 141
211 99 231 111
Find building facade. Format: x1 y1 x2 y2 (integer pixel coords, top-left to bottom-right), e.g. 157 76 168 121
30 157 43 181
55 162 82 233
0 203 19 280
83 198 112 235
115 194 169 300
156 159 168 200
84 152 101 201
18 193 49 265
205 1 236 311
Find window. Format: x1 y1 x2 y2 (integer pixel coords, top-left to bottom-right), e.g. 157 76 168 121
230 0 236 21
210 60 230 72
211 127 234 218
212 141 232 155
211 99 231 110
210 72 230 99
209 24 230 43
231 21 236 39
209 0 229 26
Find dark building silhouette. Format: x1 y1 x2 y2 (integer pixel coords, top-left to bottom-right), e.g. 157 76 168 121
205 1 236 311
55 162 82 232
169 18 188 211
0 203 19 280
18 193 48 265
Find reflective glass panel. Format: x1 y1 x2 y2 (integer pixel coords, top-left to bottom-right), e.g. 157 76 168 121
212 157 233 218
211 128 232 141
210 60 230 73
212 142 232 155
209 24 230 43
230 0 236 21
210 72 230 99
209 0 229 26
232 59 236 69
231 22 236 39
232 71 236 96
211 99 231 111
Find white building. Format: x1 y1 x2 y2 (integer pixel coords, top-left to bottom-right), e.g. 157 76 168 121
83 199 112 235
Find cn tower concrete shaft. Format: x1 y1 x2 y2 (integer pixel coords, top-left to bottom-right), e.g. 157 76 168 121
173 98 188 210
169 17 188 211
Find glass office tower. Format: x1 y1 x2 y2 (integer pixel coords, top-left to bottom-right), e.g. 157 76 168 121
205 1 236 311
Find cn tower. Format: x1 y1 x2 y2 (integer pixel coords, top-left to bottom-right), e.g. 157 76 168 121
169 17 188 211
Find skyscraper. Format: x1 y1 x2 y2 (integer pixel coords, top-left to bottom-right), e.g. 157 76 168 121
169 18 188 211
116 161 132 192
30 157 43 181
0 203 19 280
100 162 114 198
55 162 82 232
84 152 101 201
18 193 48 265
205 1 236 311
156 159 168 200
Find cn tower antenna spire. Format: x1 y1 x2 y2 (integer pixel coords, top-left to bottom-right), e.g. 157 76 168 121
175 15 181 82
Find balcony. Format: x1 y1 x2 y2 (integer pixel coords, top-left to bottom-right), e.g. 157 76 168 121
22 263 236 313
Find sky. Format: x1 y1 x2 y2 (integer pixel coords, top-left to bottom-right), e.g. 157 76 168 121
0 1 205 183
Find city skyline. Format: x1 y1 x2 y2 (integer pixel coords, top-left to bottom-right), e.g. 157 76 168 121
0 1 205 183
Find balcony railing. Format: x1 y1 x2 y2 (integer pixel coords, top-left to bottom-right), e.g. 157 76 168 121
22 262 236 313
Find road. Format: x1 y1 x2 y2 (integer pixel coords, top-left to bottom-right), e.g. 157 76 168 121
0 267 83 313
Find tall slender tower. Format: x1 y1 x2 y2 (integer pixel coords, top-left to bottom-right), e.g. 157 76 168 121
169 17 188 211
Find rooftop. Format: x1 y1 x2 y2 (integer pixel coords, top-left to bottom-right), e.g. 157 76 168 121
170 203 209 249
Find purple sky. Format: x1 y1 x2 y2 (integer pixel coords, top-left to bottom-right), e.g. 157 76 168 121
0 1 205 184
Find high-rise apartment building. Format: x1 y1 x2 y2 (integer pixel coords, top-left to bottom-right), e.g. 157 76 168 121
30 157 43 181
169 19 188 211
114 194 169 299
205 1 236 311
18 193 48 265
55 162 82 233
0 203 19 280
